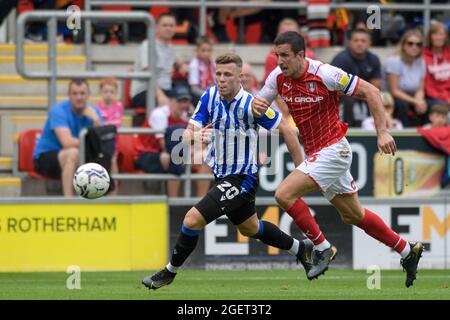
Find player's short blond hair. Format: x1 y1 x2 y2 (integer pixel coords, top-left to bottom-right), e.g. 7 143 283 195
215 53 243 68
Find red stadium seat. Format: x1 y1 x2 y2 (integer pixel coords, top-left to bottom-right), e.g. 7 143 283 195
17 128 53 179
17 0 34 14
150 6 170 20
116 134 144 174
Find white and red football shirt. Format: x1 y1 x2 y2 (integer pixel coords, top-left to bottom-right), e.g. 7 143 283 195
258 58 360 155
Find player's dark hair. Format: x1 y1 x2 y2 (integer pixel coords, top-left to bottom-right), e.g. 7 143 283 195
215 53 243 68
68 79 89 91
274 31 306 54
348 28 371 40
156 12 176 24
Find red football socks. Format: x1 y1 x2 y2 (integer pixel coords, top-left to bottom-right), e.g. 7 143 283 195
357 209 408 254
286 198 326 245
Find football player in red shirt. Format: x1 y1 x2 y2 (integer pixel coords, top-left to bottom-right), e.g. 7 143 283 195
253 31 423 287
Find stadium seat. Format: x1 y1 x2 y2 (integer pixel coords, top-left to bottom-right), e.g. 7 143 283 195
16 128 52 179
116 133 143 174
123 67 147 126
17 0 34 15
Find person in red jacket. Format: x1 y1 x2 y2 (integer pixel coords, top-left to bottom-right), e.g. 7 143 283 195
423 22 450 106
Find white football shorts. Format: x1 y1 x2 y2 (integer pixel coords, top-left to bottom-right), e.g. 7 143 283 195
297 137 358 201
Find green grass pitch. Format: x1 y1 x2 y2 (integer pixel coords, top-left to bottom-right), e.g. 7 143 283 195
0 269 449 300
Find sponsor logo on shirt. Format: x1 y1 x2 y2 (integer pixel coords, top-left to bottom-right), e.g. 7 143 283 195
282 96 324 103
283 82 292 91
265 108 276 119
338 73 350 87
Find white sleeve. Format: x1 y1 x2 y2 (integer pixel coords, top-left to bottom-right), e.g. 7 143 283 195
256 67 281 104
188 59 200 86
318 63 360 96
149 107 168 139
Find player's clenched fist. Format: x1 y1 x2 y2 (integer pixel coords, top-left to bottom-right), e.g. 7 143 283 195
200 123 213 144
251 97 270 117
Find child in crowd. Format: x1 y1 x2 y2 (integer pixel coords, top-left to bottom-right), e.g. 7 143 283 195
188 36 215 101
96 78 124 194
362 92 403 130
422 104 449 129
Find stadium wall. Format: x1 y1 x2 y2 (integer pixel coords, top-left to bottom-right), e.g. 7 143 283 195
170 197 450 270
0 197 167 272
257 131 445 198
0 196 448 272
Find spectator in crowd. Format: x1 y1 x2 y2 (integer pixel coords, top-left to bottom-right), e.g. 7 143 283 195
96 78 124 194
97 78 124 129
264 18 316 83
189 36 216 103
33 79 103 197
263 18 314 120
209 0 287 43
131 13 185 108
423 22 450 107
306 0 331 48
422 104 449 129
385 29 427 127
240 63 259 96
134 85 211 197
0 0 57 28
331 28 382 127
362 92 403 130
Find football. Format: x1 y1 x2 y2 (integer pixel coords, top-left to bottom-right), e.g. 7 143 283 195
73 163 110 199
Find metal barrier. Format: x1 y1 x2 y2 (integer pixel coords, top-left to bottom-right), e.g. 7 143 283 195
84 0 450 65
15 10 157 116
78 127 214 197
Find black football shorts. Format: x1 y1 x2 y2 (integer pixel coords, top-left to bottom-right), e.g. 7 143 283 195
194 174 259 226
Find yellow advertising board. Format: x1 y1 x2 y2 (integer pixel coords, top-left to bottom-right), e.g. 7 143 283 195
0 202 167 272
374 151 445 197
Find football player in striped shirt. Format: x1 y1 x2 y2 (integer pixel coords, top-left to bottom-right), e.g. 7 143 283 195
143 53 313 290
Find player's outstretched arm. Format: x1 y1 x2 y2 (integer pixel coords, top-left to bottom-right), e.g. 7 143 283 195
353 79 397 156
278 117 303 167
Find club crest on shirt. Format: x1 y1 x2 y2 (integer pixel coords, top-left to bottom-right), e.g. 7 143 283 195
237 107 245 119
307 81 317 92
283 82 292 91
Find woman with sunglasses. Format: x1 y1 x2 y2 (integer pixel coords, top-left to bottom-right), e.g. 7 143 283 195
385 29 428 127
423 22 450 108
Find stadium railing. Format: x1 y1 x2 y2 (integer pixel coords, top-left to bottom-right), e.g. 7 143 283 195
84 0 450 68
15 10 157 117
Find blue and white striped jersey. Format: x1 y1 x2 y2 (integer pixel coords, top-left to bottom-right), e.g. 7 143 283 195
189 86 282 178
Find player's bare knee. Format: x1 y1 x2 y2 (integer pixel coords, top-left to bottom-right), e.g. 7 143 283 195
340 211 362 225
274 188 289 208
183 209 204 229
